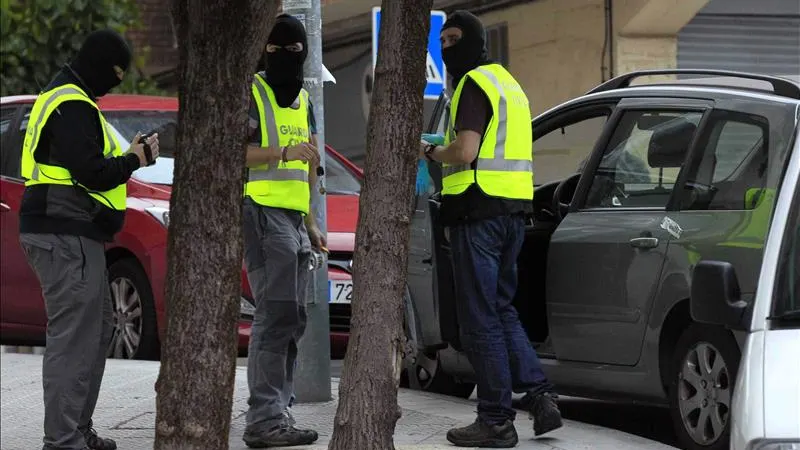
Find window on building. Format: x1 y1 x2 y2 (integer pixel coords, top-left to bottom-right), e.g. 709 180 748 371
485 22 509 68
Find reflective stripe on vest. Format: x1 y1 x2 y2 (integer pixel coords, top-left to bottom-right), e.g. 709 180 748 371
245 74 311 213
20 84 127 211
442 64 533 200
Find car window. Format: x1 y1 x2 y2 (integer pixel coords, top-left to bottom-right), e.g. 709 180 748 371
583 110 702 209
1 106 19 177
104 110 360 193
0 106 15 135
772 175 799 320
0 107 131 180
428 92 450 135
679 111 769 211
325 154 361 195
1 108 29 179
537 114 609 185
104 110 177 158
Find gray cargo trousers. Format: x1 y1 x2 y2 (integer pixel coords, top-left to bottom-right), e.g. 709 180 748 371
19 233 114 450
242 198 312 433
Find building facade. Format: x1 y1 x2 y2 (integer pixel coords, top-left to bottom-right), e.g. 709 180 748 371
130 0 800 167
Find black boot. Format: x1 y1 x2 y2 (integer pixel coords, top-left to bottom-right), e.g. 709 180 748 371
446 418 518 448
530 392 563 436
243 424 319 448
83 427 117 450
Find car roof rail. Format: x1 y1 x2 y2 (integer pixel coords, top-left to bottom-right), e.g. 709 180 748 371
586 69 800 100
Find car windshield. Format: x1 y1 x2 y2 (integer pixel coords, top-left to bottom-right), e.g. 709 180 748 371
772 163 799 320
103 110 361 195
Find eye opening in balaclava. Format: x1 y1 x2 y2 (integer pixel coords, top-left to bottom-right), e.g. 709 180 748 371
68 29 132 98
441 10 491 86
265 13 308 108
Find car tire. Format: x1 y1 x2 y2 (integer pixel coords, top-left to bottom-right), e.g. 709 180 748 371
668 323 740 450
107 258 159 361
401 286 475 399
406 350 475 399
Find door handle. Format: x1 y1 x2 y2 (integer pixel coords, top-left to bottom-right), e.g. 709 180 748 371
0 201 9 212
630 237 659 249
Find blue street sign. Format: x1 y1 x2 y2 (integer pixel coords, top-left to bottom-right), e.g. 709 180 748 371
372 7 447 100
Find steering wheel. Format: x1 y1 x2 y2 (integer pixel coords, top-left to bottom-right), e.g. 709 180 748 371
552 173 581 221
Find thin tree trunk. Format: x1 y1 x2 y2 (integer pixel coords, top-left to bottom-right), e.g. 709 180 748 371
328 1 433 449
153 1 277 449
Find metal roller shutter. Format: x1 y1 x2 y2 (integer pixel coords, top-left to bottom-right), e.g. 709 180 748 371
678 14 800 77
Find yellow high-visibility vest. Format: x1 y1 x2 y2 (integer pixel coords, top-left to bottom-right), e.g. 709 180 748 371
719 187 777 250
20 84 127 210
245 73 311 214
442 64 534 201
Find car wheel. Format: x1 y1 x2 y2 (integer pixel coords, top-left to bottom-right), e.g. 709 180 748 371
401 286 475 399
107 258 159 360
407 350 475 399
668 323 740 450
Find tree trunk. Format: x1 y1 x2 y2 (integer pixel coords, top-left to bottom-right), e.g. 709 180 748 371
328 1 433 449
153 1 278 449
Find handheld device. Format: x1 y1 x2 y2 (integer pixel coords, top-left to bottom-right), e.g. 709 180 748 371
139 130 158 166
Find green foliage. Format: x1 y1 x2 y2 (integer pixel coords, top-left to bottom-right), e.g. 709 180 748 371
0 0 165 97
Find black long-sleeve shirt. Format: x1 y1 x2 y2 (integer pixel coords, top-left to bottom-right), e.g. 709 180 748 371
19 68 140 241
42 100 140 190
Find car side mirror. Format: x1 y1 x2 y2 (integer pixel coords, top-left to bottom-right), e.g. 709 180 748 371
690 261 750 331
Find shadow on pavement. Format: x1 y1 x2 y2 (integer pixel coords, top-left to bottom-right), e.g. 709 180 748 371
553 398 678 448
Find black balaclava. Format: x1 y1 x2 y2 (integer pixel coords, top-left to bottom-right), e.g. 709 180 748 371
265 14 308 108
68 29 132 98
441 11 491 85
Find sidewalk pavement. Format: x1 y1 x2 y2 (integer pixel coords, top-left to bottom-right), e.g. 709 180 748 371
0 353 678 450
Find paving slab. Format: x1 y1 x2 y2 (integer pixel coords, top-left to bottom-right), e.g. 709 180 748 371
0 353 678 450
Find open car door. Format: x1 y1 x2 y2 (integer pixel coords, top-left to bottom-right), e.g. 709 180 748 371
406 92 450 352
404 92 479 397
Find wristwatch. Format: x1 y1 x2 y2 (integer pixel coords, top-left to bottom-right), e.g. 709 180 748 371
424 143 437 162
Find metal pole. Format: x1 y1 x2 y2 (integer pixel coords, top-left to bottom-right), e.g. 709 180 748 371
282 0 332 403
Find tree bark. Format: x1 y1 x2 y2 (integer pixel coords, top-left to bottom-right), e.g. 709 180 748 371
328 1 433 449
153 1 278 449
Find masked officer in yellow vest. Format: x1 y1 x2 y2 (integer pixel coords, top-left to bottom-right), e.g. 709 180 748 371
420 11 562 447
241 14 325 448
18 30 158 450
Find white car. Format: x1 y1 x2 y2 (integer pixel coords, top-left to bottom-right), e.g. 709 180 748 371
691 125 800 450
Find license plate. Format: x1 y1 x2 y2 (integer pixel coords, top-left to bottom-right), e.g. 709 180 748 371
328 280 353 304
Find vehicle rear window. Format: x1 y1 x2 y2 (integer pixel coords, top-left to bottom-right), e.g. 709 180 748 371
678 110 769 211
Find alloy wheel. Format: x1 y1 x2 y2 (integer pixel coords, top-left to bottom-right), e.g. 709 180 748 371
677 341 732 446
412 351 439 390
107 277 144 359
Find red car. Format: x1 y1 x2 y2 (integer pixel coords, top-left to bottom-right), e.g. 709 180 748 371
0 94 359 359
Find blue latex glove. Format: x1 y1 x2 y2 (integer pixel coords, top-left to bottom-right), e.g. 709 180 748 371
416 134 442 195
416 159 432 195
421 133 445 146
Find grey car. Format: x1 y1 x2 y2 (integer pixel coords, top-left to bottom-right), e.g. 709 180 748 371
403 69 800 450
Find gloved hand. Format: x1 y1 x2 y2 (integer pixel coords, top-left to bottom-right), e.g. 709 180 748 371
421 133 445 146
